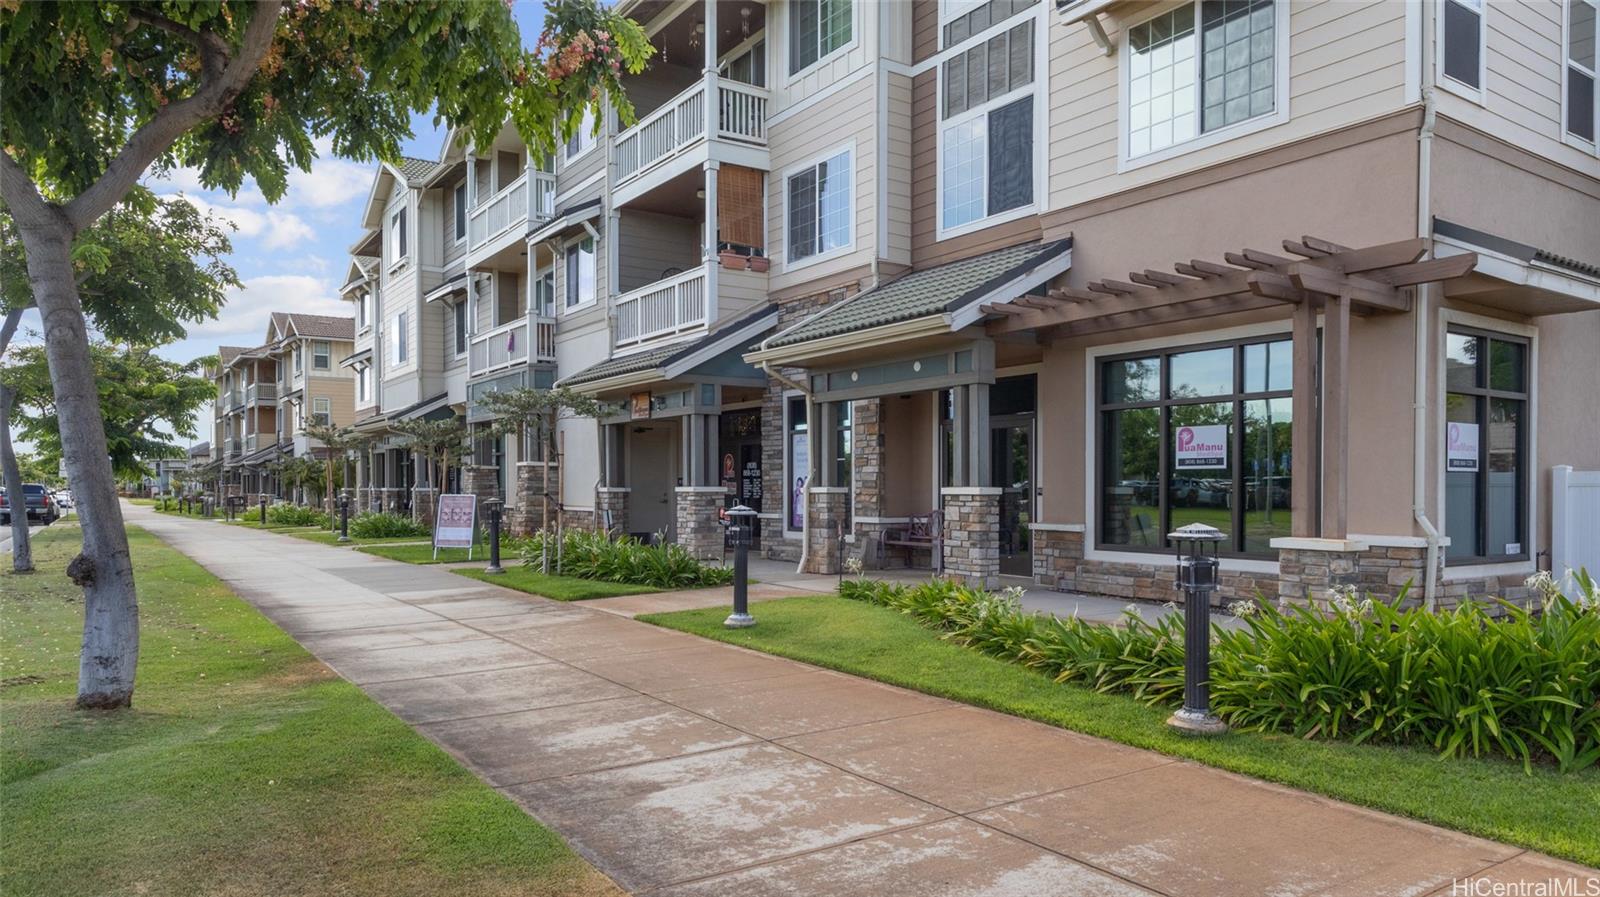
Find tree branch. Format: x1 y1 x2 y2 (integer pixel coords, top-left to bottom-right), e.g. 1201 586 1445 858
0 307 24 359
64 2 285 232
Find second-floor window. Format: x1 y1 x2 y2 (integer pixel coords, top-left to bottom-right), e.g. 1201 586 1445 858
454 300 468 356
1438 0 1484 97
312 340 330 370
1125 0 1284 161
390 206 408 262
312 397 331 427
453 182 468 243
394 311 409 365
1567 0 1598 147
565 236 597 309
785 147 851 264
566 107 597 160
940 18 1034 231
790 0 851 75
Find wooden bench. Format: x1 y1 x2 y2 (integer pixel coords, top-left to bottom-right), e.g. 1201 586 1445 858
883 512 942 570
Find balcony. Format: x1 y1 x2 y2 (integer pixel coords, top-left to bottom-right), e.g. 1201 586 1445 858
243 434 263 453
469 315 556 378
246 382 276 405
614 77 770 202
225 437 241 458
466 170 555 268
226 389 244 410
614 265 710 349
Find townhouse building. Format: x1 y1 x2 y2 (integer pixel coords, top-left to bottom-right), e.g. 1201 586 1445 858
341 0 1599 611
208 313 357 501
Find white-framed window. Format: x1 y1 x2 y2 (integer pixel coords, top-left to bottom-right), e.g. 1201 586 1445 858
312 397 331 427
453 182 468 243
357 291 368 330
389 206 408 263
394 311 409 365
938 17 1036 234
784 145 852 266
534 266 555 317
357 366 368 403
789 0 852 76
566 107 598 160
1565 0 1598 150
1120 0 1289 167
292 345 302 375
312 340 330 370
453 299 468 356
565 236 597 309
721 37 767 87
1437 0 1485 101
784 393 809 533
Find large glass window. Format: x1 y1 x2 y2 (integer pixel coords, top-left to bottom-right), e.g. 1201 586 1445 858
834 401 853 513
565 236 596 308
1098 336 1298 557
940 18 1034 230
1567 0 1598 145
790 0 851 74
786 149 851 263
786 396 809 531
1444 329 1528 563
1126 0 1278 159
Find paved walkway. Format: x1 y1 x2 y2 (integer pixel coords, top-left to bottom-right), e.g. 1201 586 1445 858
126 503 1594 897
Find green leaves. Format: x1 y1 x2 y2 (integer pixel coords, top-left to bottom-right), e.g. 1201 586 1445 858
516 529 733 589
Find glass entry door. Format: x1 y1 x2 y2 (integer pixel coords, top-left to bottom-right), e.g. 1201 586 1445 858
991 416 1034 576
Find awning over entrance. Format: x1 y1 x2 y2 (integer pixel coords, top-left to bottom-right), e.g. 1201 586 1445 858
747 239 1072 366
350 392 454 434
558 305 778 395
1431 218 1600 315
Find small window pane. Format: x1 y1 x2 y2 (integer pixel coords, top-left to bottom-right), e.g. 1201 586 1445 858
1167 403 1234 544
1568 70 1596 142
1243 339 1291 392
1488 339 1525 392
1443 0 1482 89
1102 407 1161 547
1200 0 1274 132
1486 397 1523 556
942 118 986 229
987 97 1033 215
1129 4 1197 157
816 151 852 253
1573 0 1597 69
1445 333 1480 390
1169 347 1233 398
1104 357 1160 403
787 168 818 259
1242 397 1293 553
1444 394 1480 559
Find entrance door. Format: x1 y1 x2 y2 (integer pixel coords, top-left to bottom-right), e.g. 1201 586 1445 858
991 417 1034 576
628 423 677 540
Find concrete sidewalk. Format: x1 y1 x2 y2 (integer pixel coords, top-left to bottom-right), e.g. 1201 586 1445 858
126 502 1594 897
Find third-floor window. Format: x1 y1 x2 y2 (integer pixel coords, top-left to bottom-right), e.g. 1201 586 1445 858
390 206 408 262
565 236 597 309
1567 0 1598 148
790 0 851 75
312 340 330 370
785 147 852 264
940 16 1035 232
453 182 468 243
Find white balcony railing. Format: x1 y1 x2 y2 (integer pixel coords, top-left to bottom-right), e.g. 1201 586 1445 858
468 170 555 248
470 317 527 376
246 382 276 405
614 264 708 349
615 78 769 184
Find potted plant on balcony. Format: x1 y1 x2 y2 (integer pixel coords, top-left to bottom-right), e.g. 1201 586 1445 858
747 249 769 273
718 248 748 270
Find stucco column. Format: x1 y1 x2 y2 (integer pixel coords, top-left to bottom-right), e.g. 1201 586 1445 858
942 486 1001 590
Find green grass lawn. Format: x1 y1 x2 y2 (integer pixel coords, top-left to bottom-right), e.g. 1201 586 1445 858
454 566 664 601
1 526 619 897
642 595 1600 867
286 529 432 547
356 542 518 565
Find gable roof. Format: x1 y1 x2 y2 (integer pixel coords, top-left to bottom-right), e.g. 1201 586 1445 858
216 346 250 368
763 239 1073 350
269 312 355 342
397 155 436 183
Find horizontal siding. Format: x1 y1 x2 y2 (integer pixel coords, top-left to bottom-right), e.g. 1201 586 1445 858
442 176 467 266
773 0 876 112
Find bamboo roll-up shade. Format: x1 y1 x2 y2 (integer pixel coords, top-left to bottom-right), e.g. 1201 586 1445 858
718 164 764 250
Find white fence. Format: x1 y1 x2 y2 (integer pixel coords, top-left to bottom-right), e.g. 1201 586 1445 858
1552 465 1600 583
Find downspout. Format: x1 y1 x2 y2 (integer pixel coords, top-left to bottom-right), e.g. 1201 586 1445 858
757 334 814 575
1414 84 1441 611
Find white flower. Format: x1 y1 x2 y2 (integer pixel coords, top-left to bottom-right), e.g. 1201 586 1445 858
1226 599 1258 618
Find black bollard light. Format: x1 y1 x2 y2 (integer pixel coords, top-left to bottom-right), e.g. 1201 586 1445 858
260 495 268 527
724 504 757 628
1166 522 1228 736
483 498 505 574
338 494 350 543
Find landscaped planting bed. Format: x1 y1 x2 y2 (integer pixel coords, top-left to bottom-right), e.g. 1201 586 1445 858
519 530 733 589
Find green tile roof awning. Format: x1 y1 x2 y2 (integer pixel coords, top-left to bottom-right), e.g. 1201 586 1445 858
559 306 778 390
764 239 1072 350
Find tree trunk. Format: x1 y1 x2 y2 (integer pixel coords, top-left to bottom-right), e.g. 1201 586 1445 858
16 221 138 709
1 383 34 573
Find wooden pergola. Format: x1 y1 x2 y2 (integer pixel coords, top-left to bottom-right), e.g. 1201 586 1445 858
983 236 1478 540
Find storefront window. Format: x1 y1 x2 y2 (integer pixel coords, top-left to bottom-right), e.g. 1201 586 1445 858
1444 329 1527 563
786 396 808 531
1098 336 1297 557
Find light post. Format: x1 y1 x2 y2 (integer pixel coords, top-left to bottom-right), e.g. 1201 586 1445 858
724 504 757 629
259 495 268 528
483 498 505 575
1167 522 1228 736
338 494 350 543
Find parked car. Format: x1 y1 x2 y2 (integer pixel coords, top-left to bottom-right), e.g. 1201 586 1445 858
0 484 61 526
53 489 73 511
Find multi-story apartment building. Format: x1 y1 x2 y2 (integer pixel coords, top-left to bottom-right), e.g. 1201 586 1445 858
343 0 1599 610
208 313 356 501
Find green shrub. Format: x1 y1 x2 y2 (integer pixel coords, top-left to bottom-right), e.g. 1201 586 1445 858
517 529 733 588
837 572 1600 772
348 511 429 539
266 503 329 527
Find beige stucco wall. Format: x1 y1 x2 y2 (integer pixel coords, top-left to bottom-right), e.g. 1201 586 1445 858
881 392 934 517
1535 310 1600 556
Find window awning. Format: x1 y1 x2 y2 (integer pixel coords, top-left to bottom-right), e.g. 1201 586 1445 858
746 239 1071 366
338 348 373 369
559 305 778 394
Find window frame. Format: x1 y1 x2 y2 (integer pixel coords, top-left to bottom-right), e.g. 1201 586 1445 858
312 340 331 371
1093 332 1304 560
311 396 332 427
564 106 599 163
1442 325 1531 566
394 311 410 366
1436 0 1487 103
781 141 855 271
1117 0 1291 172
453 181 468 244
453 299 468 357
784 393 809 534
786 0 856 80
389 205 409 268
357 366 368 403
356 291 369 331
1563 0 1599 153
563 234 598 312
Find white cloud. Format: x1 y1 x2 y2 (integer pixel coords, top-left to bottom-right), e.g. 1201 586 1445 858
170 193 314 250
284 155 373 209
189 273 349 341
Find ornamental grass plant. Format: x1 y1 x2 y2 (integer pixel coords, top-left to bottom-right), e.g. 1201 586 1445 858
347 511 430 539
518 529 734 589
837 571 1600 772
265 503 329 528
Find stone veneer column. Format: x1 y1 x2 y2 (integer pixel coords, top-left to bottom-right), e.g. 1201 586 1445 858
461 465 500 511
1030 524 1085 589
941 487 1001 590
512 462 556 536
1272 537 1369 608
675 486 730 562
596 487 630 535
804 487 849 574
411 488 438 527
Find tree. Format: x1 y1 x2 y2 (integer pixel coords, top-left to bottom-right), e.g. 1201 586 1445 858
0 1 651 708
304 421 361 523
391 417 468 523
477 386 614 571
